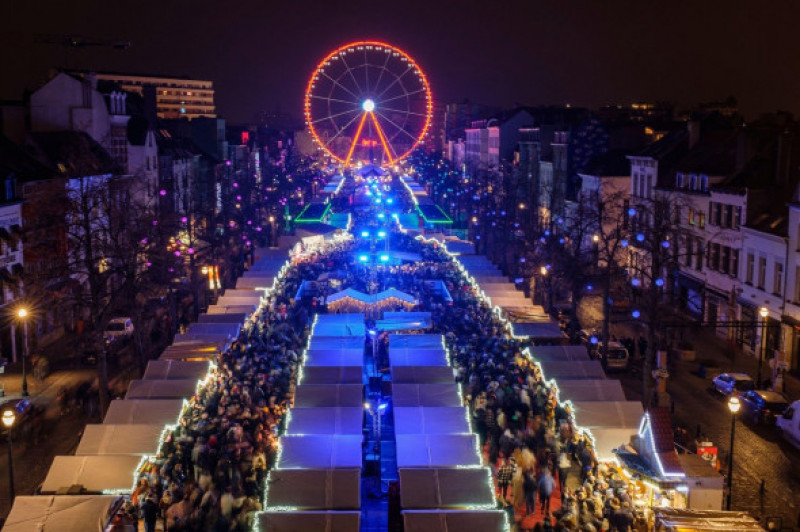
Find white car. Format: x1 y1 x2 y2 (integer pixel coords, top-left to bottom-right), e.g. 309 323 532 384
104 317 134 339
711 372 754 396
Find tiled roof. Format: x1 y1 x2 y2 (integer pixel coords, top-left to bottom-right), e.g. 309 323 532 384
27 131 119 177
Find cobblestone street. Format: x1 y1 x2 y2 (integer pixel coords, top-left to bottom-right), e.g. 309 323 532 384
578 295 800 529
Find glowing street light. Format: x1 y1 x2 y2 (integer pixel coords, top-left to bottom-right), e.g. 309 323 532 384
16 308 29 397
3 409 16 501
757 306 769 388
726 396 741 510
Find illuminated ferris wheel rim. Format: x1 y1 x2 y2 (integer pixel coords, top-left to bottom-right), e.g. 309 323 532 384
304 40 433 168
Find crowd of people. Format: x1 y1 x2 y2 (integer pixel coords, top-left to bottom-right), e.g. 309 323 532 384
120 184 644 531
128 276 316 531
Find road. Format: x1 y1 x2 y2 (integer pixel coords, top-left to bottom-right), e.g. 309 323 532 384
0 368 100 519
577 295 800 530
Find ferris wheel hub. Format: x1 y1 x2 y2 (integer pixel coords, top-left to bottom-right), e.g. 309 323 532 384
362 99 376 112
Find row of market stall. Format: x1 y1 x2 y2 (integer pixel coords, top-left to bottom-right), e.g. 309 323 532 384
2 248 291 531
259 314 365 530
453 253 565 343
387 333 507 532
443 241 730 519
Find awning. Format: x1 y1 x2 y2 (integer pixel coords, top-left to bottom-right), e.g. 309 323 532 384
103 399 185 425
399 468 495 509
263 469 361 510
396 434 480 468
41 455 143 494
276 435 363 469
3 495 122 532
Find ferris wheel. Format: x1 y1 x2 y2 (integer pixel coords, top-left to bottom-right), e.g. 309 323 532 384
304 41 433 168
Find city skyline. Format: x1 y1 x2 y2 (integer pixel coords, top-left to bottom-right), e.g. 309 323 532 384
2 1 800 124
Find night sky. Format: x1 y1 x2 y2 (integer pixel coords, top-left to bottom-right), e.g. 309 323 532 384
3 1 800 124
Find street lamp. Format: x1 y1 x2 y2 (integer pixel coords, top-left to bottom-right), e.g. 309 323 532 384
2 409 15 501
17 308 29 397
726 396 741 510
757 306 769 388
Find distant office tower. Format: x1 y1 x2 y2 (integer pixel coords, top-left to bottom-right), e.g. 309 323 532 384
79 71 216 119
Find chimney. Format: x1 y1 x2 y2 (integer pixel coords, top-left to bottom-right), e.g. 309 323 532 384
687 120 700 149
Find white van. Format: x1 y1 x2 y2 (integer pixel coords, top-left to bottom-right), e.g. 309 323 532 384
776 400 800 449
602 341 630 372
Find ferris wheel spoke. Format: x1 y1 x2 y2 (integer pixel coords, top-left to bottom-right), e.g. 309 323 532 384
364 49 370 94
323 112 364 148
345 113 369 166
371 54 392 97
369 112 396 163
338 53 365 97
380 106 429 117
375 110 419 142
319 71 360 100
376 66 414 99
379 88 427 105
309 94 360 106
310 107 360 125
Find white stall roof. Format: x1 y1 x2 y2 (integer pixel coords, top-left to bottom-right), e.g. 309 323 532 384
143 360 210 381
393 384 462 407
309 336 364 351
402 510 507 532
198 313 249 324
538 361 607 380
388 334 444 350
391 366 454 384
394 407 470 434
389 350 448 367
511 321 564 339
206 303 257 315
571 401 644 430
263 469 360 510
257 511 360 532
304 349 364 368
293 384 364 407
235 277 275 290
276 435 363 469
222 288 265 298
215 296 263 308
126 379 197 400
76 424 164 456
396 434 480 468
556 380 626 402
3 495 121 532
584 428 639 462
187 322 241 337
41 455 142 494
300 366 363 385
103 399 184 425
399 468 495 509
159 344 220 362
285 407 363 436
314 315 366 336
379 312 432 332
528 345 590 362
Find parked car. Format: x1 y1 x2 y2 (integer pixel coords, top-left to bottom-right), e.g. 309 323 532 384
549 303 573 329
601 341 630 372
712 372 755 396
104 317 134 340
738 390 790 425
577 329 600 358
776 400 800 449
